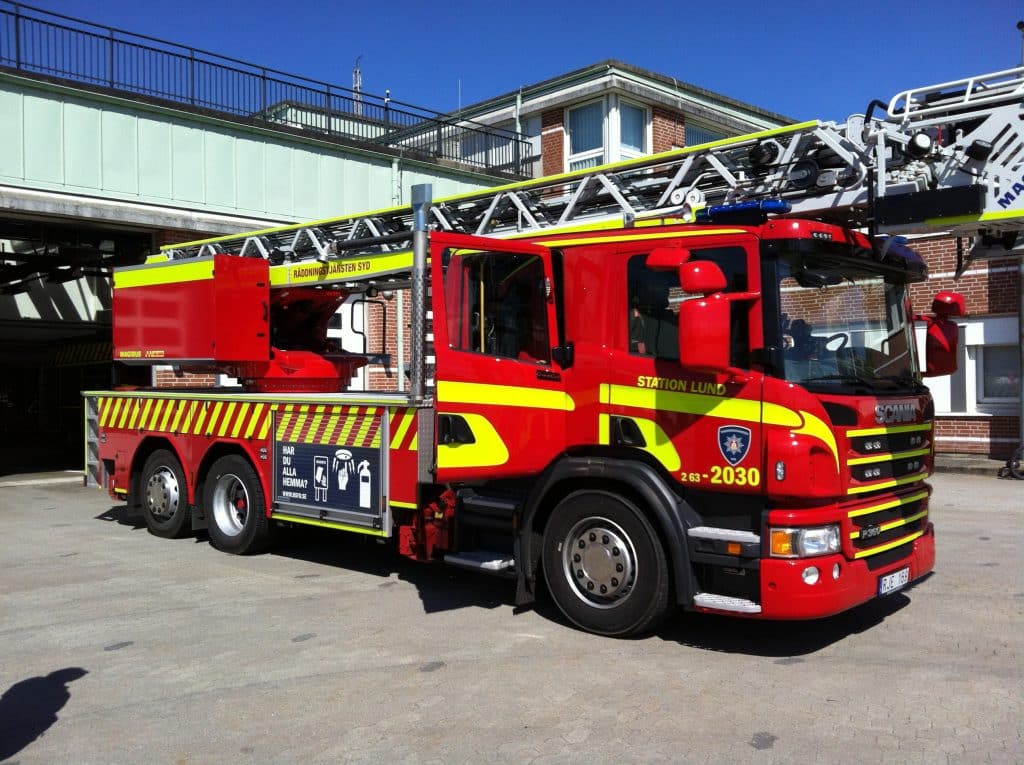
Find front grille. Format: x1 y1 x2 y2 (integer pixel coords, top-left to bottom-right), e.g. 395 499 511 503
846 423 932 496
845 486 929 560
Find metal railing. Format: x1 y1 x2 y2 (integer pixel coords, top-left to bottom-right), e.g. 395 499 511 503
0 2 531 176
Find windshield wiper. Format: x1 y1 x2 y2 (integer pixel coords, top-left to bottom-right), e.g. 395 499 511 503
801 373 892 390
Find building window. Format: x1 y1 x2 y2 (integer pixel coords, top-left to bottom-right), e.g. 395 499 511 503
567 100 605 171
978 345 1021 402
685 123 725 147
619 101 647 156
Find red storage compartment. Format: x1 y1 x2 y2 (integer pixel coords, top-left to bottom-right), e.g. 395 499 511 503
113 255 270 364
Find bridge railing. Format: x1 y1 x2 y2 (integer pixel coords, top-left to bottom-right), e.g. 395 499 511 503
0 2 531 177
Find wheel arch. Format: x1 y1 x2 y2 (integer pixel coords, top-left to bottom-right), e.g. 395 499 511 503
195 442 267 510
515 455 699 608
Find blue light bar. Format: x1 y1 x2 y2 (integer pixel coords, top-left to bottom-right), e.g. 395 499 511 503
695 199 792 223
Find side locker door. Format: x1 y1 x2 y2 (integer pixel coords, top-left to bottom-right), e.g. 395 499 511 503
430 232 569 484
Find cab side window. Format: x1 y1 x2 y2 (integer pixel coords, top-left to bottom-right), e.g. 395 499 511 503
445 250 550 363
627 246 750 367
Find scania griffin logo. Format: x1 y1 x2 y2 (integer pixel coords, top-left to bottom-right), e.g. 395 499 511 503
875 403 917 424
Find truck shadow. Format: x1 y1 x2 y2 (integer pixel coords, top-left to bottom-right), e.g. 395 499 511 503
91 506 931 650
270 525 513 616
656 574 932 656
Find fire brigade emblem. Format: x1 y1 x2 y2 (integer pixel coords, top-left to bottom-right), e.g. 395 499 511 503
718 425 751 466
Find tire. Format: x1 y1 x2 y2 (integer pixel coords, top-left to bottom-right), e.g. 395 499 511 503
1008 446 1024 481
204 454 273 554
139 449 192 539
542 490 670 637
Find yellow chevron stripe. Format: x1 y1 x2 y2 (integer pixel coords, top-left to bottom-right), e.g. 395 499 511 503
320 413 340 444
304 406 327 444
205 402 224 436
276 404 296 440
192 402 210 435
159 399 175 432
121 400 134 429
390 411 414 449
102 398 119 427
97 398 109 427
230 401 247 436
170 400 187 433
242 403 263 438
127 400 143 430
337 410 359 445
258 406 274 439
354 414 375 447
218 402 237 437
139 398 155 430
150 399 166 430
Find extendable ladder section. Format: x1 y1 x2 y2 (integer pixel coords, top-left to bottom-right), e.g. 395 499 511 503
160 67 1024 265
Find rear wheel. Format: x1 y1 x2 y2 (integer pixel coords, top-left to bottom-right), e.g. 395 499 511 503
542 490 670 637
204 455 273 554
139 449 192 539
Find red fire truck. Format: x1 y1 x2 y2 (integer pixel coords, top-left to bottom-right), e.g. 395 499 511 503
85 66 1023 636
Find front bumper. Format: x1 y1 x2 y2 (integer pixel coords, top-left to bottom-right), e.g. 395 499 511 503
756 522 935 619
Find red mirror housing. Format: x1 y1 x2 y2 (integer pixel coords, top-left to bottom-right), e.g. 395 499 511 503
679 261 727 295
678 293 731 372
920 291 963 377
675 261 731 372
923 316 959 377
932 290 965 317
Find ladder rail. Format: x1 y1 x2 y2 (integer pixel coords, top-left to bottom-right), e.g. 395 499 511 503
157 67 1024 267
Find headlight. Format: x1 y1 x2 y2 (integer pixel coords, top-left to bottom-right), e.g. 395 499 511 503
770 524 841 558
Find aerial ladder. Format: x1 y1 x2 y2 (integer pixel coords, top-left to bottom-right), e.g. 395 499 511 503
122 66 1023 401
159 65 1024 271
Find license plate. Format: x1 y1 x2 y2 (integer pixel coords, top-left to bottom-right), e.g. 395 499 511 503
878 566 910 596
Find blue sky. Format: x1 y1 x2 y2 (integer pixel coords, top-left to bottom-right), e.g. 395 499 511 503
24 0 1024 122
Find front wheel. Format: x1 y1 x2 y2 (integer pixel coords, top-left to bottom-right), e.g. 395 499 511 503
204 455 273 554
139 449 192 539
542 490 670 637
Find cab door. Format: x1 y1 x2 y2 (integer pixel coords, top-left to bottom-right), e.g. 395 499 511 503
605 233 767 495
430 232 569 483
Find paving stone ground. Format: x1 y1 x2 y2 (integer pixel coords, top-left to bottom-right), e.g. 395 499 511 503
0 472 1020 763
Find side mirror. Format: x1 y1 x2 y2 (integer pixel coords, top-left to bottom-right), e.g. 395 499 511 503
920 290 963 377
677 261 731 373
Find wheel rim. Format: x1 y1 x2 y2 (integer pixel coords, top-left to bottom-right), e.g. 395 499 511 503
145 466 180 521
211 473 249 537
561 516 637 609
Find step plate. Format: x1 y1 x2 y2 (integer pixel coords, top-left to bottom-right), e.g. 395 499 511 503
693 592 762 614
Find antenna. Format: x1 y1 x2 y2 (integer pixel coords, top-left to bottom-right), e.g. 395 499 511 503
353 55 363 117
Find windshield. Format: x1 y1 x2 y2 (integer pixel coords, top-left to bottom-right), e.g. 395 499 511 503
774 255 919 390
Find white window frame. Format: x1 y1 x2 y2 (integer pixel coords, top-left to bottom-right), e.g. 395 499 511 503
614 97 650 161
976 344 1021 404
565 98 607 172
916 315 1019 415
